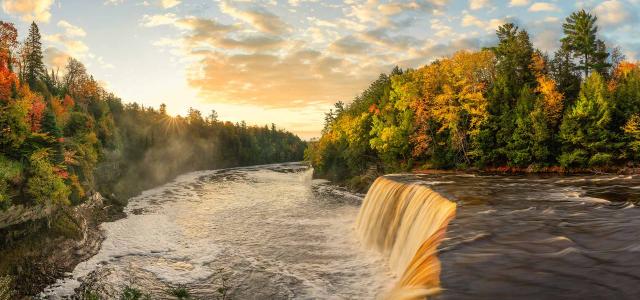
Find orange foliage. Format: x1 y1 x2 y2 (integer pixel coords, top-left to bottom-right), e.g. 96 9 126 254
609 61 639 91
369 103 380 115
0 67 16 101
28 97 46 132
531 53 564 126
63 94 75 108
51 95 75 126
0 21 17 101
536 76 564 126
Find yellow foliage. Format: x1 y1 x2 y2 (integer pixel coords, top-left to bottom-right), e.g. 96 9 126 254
411 50 495 158
536 76 564 126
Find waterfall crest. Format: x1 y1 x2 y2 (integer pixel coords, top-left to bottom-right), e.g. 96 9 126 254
355 176 456 299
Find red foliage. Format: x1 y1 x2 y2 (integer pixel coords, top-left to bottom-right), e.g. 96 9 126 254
0 21 17 69
54 167 69 179
368 104 380 115
63 95 75 108
0 67 16 101
28 98 46 132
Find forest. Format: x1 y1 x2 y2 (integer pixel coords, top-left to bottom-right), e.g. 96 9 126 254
306 10 640 190
0 21 306 212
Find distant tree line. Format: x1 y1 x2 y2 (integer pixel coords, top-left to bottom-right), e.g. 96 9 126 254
0 21 306 210
306 10 640 189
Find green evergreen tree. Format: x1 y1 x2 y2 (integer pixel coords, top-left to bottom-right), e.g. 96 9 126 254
559 73 618 168
507 86 536 166
550 47 581 104
561 10 610 78
478 23 535 166
24 22 45 89
41 108 64 163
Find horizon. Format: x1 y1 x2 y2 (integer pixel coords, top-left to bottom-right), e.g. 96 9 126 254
1 0 638 140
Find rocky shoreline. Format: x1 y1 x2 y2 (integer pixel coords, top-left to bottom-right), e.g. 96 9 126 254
0 193 124 298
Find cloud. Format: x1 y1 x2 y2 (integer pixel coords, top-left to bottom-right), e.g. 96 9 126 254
141 13 178 27
469 0 490 10
358 27 415 50
160 0 180 9
43 47 70 70
347 0 448 28
44 34 89 56
430 19 454 38
104 0 124 5
528 2 559 12
509 0 530 6
594 0 635 28
1 0 54 22
57 20 86 37
329 35 370 55
151 16 285 53
44 20 90 58
186 49 378 108
219 0 289 35
461 14 504 31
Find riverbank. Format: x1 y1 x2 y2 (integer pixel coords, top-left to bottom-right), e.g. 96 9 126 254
320 164 640 194
0 194 124 298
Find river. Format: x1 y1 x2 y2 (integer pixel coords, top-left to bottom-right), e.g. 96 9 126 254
41 163 640 299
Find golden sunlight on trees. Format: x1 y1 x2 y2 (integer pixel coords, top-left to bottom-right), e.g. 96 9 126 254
411 50 495 164
308 9 640 187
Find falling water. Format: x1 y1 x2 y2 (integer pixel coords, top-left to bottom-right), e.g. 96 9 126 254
355 176 457 299
41 163 396 299
37 164 640 299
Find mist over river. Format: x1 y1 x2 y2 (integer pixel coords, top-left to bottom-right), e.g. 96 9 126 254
41 163 640 299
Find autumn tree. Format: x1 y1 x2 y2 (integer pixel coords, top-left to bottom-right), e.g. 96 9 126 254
63 57 88 98
0 21 18 101
26 149 70 206
369 69 413 169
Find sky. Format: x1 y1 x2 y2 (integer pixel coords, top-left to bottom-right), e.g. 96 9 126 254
0 0 638 139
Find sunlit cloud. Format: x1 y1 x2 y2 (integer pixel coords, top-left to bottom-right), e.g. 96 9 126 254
469 0 491 10
6 0 634 138
594 0 635 28
1 0 53 22
219 0 290 35
57 20 86 37
509 0 530 6
43 46 70 70
529 2 560 12
160 0 180 9
140 13 178 27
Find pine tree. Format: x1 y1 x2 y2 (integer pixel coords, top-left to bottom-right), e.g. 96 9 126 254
478 23 535 166
507 86 536 167
550 47 581 104
24 22 45 89
559 73 618 168
561 10 610 78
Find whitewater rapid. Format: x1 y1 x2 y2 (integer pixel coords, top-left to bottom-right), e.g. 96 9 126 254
42 163 395 299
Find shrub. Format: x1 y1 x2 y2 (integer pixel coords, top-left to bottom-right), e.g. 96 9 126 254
168 285 191 299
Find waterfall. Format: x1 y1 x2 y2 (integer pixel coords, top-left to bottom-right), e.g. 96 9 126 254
355 176 457 299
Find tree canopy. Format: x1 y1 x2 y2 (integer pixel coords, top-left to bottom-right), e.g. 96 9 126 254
0 21 306 210
307 10 640 189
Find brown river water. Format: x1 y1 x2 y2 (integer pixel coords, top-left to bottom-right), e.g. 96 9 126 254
40 163 640 299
